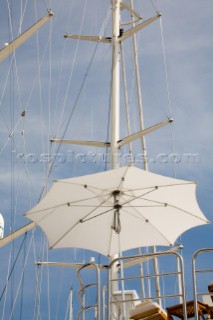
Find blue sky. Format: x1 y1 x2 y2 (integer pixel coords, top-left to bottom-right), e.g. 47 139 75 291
0 0 213 318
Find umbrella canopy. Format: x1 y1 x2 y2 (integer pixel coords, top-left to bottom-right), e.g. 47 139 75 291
24 166 209 257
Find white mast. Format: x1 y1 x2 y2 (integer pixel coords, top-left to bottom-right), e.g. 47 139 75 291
49 5 169 318
110 0 121 169
110 4 122 319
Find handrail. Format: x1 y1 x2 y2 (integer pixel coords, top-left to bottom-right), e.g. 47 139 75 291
108 251 187 320
77 261 101 320
192 248 213 320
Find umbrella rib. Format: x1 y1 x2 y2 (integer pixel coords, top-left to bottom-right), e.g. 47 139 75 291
24 193 112 216
120 188 157 206
56 180 129 205
83 186 114 206
118 195 209 247
61 182 116 208
123 205 164 208
64 204 113 207
28 207 59 223
57 166 129 191
133 197 176 207
121 206 148 221
79 193 114 221
24 203 68 216
122 195 208 222
128 182 195 192
165 204 209 222
117 166 130 190
121 195 169 207
57 180 115 193
120 206 173 245
125 196 208 222
81 207 114 223
50 194 114 248
65 192 112 206
121 192 162 206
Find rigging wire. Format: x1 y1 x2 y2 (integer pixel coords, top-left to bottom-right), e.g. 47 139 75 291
0 10 54 199
0 1 40 317
22 30 53 113
158 2 183 287
121 42 133 165
104 94 111 172
0 234 27 303
45 244 51 320
31 230 39 319
29 1 54 301
5 54 23 232
64 291 71 320
159 19 172 117
159 15 177 180
2 239 13 320
130 0 148 171
6 0 16 315
0 44 24 135
0 60 15 131
128 0 159 301
0 117 21 155
49 0 89 152
11 30 35 215
32 2 95 311
47 8 53 184
6 1 49 316
149 0 158 13
55 252 67 319
20 114 34 210
33 265 41 320
18 0 29 35
19 234 27 320
44 1 112 187
8 233 34 320
51 0 75 131
40 0 49 11
34 1 49 198
33 233 47 320
40 1 88 185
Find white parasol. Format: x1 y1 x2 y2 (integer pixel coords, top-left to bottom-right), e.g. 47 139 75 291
24 166 209 257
